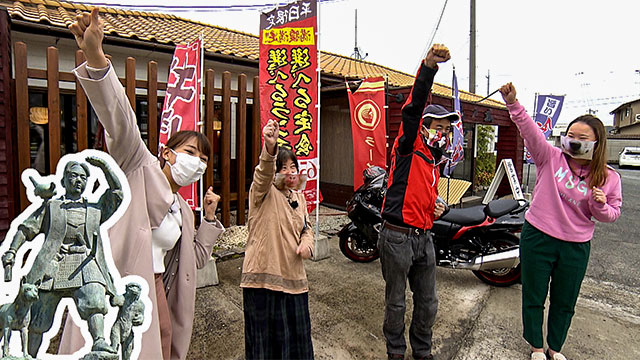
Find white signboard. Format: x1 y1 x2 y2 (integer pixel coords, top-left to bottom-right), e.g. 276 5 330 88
482 158 524 204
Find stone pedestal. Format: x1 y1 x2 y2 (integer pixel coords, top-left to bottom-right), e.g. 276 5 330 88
196 258 219 288
80 351 119 360
311 234 330 261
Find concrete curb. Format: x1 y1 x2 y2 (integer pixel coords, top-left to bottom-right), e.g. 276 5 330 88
196 258 219 288
312 234 330 261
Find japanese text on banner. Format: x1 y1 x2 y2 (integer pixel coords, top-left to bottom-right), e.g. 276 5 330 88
159 39 202 209
259 0 320 212
526 94 565 164
347 77 387 190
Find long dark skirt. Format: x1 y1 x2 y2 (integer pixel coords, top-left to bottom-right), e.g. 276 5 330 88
243 288 314 360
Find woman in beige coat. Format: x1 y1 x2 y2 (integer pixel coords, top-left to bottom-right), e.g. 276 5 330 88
60 9 224 360
241 120 315 359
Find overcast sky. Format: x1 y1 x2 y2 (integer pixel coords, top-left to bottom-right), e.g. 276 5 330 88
80 0 640 126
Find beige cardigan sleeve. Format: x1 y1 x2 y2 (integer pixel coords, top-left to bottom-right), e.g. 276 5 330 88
73 62 155 175
299 197 315 254
249 145 277 207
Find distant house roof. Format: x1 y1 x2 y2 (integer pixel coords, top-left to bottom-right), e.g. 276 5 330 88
610 98 640 114
1 0 505 109
607 132 640 139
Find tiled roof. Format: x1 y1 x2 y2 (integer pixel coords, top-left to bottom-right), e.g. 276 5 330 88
1 0 505 108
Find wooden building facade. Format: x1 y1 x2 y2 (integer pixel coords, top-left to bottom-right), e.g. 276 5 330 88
319 83 523 208
0 0 523 239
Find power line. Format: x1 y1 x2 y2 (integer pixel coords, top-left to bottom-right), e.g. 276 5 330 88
426 0 449 51
68 0 344 12
415 0 449 73
564 94 639 107
566 94 639 103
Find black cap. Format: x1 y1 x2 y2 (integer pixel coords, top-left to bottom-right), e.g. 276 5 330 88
421 104 460 122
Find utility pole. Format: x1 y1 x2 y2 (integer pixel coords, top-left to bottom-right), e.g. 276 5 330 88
486 69 490 96
351 9 367 60
469 0 476 94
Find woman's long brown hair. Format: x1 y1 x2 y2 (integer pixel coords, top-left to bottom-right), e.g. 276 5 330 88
566 115 608 188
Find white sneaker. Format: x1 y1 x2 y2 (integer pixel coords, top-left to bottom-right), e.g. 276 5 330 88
530 352 546 360
547 351 567 360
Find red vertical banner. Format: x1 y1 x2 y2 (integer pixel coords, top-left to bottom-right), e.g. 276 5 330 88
347 77 387 190
159 39 202 210
259 0 321 213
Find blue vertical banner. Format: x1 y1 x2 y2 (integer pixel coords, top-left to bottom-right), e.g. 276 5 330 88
443 70 464 176
525 94 565 163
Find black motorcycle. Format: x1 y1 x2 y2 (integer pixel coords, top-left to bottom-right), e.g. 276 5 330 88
338 167 528 287
338 166 387 263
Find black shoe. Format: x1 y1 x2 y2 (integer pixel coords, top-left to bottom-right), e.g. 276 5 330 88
388 354 404 360
414 355 434 360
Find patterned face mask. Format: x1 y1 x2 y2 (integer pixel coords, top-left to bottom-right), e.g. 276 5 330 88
274 173 308 191
560 136 597 160
422 127 452 154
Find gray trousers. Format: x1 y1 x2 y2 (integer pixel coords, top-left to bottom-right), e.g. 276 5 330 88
378 226 438 358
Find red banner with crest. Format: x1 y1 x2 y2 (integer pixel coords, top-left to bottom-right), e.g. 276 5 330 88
259 0 321 213
159 39 202 209
347 77 387 190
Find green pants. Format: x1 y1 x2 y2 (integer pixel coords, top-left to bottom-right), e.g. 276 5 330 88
520 221 590 352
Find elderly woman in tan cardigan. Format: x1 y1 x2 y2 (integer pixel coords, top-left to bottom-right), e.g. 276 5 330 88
61 9 224 360
241 119 315 359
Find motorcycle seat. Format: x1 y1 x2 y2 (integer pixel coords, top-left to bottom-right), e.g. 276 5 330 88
439 206 486 226
484 199 520 218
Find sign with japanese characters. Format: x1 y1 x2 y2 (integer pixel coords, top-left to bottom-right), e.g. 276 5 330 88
347 77 387 190
525 94 565 164
159 39 202 209
259 0 320 212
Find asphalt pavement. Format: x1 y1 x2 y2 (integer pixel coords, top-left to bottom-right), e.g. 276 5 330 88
185 164 640 359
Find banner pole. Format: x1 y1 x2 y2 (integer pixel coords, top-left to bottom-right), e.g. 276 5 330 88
525 92 539 193
447 176 451 204
199 33 205 222
200 33 205 133
526 163 531 193
315 0 321 240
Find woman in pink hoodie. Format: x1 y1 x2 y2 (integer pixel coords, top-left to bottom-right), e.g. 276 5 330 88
499 83 622 360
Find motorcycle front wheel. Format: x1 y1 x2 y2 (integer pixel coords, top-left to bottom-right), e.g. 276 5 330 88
472 234 521 287
339 230 380 263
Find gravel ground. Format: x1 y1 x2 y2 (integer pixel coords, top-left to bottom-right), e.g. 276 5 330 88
213 206 350 259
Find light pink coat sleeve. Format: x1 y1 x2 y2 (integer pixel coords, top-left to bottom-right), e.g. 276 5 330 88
194 218 224 269
73 62 156 174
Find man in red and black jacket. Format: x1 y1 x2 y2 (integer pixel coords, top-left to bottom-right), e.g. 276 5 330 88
379 44 459 360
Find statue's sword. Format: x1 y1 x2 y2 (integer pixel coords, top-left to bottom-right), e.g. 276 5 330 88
68 232 98 280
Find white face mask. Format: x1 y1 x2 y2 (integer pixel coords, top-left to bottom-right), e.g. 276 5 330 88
168 149 207 186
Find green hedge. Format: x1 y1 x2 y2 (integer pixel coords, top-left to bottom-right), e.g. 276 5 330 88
474 125 496 187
